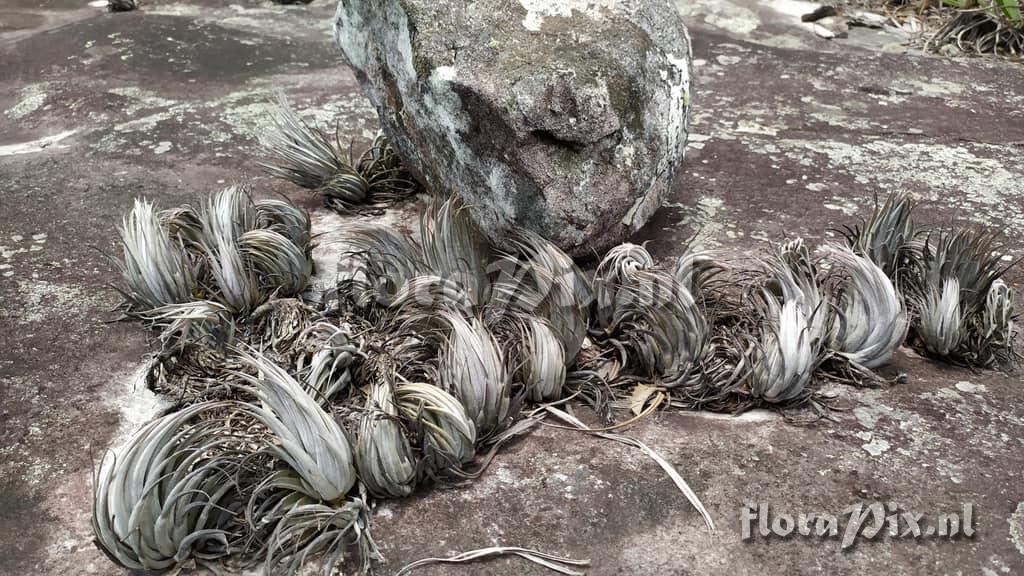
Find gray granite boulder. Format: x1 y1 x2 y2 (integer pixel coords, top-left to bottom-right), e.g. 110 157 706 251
334 0 693 257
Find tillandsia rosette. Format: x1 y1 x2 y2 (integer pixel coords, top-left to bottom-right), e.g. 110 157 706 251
395 382 477 475
356 375 418 498
92 401 245 571
826 245 909 370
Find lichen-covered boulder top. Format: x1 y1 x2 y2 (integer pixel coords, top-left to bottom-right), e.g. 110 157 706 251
334 0 693 257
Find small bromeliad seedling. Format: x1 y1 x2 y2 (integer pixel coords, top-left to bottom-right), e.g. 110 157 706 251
262 97 417 213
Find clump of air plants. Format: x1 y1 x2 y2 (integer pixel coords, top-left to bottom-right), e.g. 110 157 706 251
261 97 416 214
591 243 709 388
826 245 910 369
848 0 1024 56
909 228 1017 365
109 186 314 400
844 192 1018 366
99 168 1018 575
107 0 138 12
113 186 312 321
99 193 714 575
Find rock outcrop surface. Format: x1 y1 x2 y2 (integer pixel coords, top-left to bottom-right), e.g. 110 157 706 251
334 0 693 256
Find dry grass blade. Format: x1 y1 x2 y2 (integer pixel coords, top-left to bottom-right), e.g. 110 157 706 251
395 546 590 576
543 405 715 532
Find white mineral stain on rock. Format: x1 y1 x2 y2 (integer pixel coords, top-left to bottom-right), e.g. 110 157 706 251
777 139 1024 237
862 438 890 456
519 0 616 31
851 391 917 428
427 65 470 148
735 120 778 136
691 408 780 423
112 110 179 134
686 133 710 151
107 361 170 450
1009 502 1024 556
822 196 862 216
922 387 963 402
667 195 725 249
897 78 964 98
0 130 77 156
494 466 516 484
152 141 173 154
107 86 179 115
675 0 760 35
955 381 987 394
5 83 50 120
145 3 203 16
16 279 107 324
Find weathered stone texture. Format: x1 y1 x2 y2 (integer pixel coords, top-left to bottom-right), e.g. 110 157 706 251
334 0 693 256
